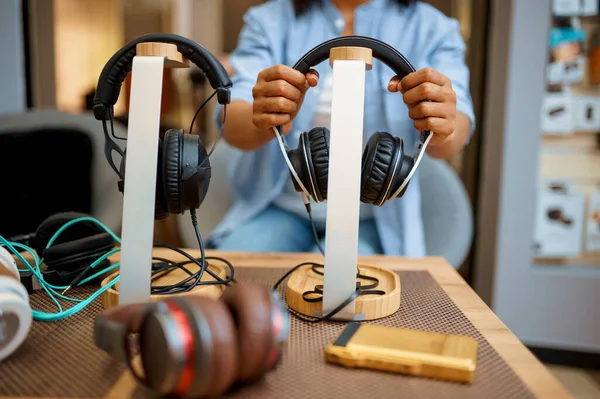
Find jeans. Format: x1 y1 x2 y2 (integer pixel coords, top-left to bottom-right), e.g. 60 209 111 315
216 204 383 255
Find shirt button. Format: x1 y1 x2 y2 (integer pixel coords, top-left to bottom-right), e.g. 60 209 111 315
335 18 344 29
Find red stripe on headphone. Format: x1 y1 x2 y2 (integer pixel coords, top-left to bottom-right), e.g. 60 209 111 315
166 301 194 396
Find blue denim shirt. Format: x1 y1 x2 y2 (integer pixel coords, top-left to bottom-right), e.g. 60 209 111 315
211 0 475 257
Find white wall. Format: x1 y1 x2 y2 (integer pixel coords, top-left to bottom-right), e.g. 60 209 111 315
476 0 600 353
0 0 26 115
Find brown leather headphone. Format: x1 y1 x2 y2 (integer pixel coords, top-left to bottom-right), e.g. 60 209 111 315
94 283 289 398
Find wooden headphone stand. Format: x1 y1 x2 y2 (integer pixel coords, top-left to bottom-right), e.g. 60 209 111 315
100 259 228 309
285 263 401 320
100 43 228 309
284 47 401 321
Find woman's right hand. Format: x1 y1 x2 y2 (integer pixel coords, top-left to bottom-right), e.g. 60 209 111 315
251 64 319 136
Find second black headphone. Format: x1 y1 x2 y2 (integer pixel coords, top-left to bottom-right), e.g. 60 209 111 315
274 36 432 206
93 33 232 220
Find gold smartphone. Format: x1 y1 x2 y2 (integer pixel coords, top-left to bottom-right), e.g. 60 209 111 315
324 323 478 383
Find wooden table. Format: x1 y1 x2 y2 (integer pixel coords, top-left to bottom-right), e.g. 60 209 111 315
102 249 570 399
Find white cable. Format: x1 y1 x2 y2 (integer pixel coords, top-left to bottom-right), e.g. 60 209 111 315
272 126 312 197
388 130 433 200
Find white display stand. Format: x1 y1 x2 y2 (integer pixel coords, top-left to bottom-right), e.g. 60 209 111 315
321 59 367 319
116 43 189 305
285 47 401 321
117 56 165 305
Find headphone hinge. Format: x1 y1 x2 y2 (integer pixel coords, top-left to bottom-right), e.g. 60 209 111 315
93 104 110 121
217 87 231 105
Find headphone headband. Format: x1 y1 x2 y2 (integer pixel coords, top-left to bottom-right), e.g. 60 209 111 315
93 33 232 121
292 36 416 79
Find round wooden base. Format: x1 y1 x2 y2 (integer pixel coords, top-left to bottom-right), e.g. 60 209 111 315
100 261 228 310
285 263 400 320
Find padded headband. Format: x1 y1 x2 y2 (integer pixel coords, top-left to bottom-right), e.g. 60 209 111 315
93 33 232 120
33 212 110 258
276 35 416 140
292 36 416 78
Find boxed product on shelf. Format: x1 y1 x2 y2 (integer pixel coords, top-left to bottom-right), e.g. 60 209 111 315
572 96 600 130
533 180 586 257
581 0 600 15
553 0 599 16
553 0 579 15
586 190 600 252
546 24 586 84
541 90 574 134
546 56 585 84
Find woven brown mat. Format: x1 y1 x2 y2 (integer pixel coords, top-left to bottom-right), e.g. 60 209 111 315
0 269 534 399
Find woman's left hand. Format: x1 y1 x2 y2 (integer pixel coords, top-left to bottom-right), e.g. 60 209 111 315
388 68 457 147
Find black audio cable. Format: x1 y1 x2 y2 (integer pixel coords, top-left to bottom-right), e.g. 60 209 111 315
302 194 324 256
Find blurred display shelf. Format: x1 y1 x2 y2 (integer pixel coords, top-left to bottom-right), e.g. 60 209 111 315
534 254 600 266
539 130 600 191
542 130 600 138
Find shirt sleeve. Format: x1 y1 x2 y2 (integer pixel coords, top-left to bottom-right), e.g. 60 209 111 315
428 18 476 139
213 6 279 130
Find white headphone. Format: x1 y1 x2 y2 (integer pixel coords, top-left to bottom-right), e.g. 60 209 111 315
0 246 32 361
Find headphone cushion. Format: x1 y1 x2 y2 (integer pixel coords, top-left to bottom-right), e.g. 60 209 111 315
0 247 19 279
361 132 396 204
0 276 32 362
0 276 30 303
33 212 104 257
306 127 330 200
163 130 182 215
171 296 238 398
42 233 114 270
221 283 273 383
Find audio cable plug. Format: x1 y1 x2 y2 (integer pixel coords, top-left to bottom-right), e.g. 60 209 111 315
61 265 92 295
302 193 311 213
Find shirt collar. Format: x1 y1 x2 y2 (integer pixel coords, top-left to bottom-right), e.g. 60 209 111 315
320 0 389 34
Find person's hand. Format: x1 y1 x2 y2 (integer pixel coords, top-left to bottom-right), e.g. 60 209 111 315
388 68 457 147
252 64 319 135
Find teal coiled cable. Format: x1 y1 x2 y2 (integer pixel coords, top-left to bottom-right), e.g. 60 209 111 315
0 216 122 322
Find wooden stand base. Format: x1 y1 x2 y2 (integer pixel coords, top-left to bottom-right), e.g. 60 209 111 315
285 263 400 320
100 261 228 310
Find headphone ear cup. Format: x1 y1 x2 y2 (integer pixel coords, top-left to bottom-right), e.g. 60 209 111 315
221 283 274 383
360 132 401 206
179 133 211 211
162 129 183 215
0 276 32 362
286 146 310 195
138 297 238 398
390 149 415 199
182 297 239 398
303 127 330 202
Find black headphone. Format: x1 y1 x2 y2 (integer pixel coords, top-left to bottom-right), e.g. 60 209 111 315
30 212 114 287
274 36 432 206
93 33 232 220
